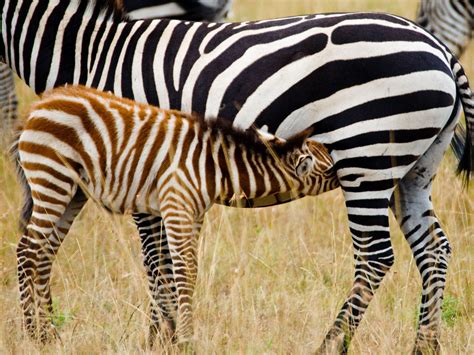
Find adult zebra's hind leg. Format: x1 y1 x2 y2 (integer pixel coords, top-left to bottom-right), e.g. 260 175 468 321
390 118 457 354
317 189 394 354
132 213 178 347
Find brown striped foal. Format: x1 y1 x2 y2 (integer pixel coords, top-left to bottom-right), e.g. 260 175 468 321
12 85 338 345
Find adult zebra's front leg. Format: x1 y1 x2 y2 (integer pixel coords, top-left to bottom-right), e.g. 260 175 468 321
132 213 179 346
318 186 395 354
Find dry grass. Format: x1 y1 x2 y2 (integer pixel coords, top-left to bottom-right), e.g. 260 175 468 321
1 0 473 353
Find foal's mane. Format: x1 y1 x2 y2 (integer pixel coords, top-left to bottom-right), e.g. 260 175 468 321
40 85 312 157
193 115 313 156
89 0 128 21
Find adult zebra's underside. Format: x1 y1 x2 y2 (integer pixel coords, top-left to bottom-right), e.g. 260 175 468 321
2 0 473 353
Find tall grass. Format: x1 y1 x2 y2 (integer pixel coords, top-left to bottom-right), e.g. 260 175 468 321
1 1 473 353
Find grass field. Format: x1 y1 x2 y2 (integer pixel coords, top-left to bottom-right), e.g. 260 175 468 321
1 0 473 353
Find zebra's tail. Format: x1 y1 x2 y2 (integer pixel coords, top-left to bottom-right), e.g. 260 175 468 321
10 126 33 233
451 56 474 184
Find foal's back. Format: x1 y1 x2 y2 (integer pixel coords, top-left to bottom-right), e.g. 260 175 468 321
19 85 191 214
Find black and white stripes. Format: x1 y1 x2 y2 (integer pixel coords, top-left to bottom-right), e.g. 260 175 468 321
2 0 473 352
124 0 232 21
0 62 17 126
0 0 231 129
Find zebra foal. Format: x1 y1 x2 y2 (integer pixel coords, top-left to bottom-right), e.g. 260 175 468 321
13 85 338 343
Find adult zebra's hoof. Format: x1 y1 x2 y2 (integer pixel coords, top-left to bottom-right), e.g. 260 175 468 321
412 327 441 355
145 319 177 349
412 339 441 355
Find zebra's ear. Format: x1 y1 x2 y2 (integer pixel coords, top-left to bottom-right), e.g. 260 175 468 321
305 140 334 173
253 126 287 145
295 155 314 177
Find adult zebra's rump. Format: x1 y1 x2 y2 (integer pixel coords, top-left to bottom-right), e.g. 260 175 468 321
2 0 474 352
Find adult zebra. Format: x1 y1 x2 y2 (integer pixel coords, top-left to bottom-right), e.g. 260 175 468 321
0 0 232 127
0 62 17 125
417 0 474 57
1 0 473 353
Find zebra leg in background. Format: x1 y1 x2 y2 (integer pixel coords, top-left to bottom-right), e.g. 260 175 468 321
390 118 457 354
0 63 18 127
17 189 87 341
317 190 394 354
132 213 178 347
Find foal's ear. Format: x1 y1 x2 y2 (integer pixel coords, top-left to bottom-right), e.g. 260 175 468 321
295 155 314 177
285 127 315 150
305 140 335 173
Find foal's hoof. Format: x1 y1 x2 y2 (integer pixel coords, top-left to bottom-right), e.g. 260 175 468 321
144 320 178 350
316 330 348 355
178 340 195 355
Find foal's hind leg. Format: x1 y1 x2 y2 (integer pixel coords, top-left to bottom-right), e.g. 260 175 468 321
390 119 457 354
17 187 87 341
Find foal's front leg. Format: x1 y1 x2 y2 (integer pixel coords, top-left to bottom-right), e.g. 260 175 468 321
161 202 201 346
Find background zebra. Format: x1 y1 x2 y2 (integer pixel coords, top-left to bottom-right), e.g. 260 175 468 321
2 0 473 352
125 0 233 21
14 84 337 343
0 0 232 129
417 0 474 57
0 62 17 126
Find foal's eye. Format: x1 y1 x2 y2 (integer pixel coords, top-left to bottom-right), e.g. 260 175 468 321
295 155 314 177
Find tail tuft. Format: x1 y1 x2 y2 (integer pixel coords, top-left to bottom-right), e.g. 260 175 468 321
451 125 473 185
451 58 474 187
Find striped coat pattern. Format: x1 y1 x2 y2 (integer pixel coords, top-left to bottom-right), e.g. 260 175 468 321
14 84 337 342
0 62 17 125
2 0 474 352
0 0 232 129
125 0 232 21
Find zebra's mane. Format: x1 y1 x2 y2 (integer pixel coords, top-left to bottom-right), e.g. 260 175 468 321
194 115 313 156
40 85 311 157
